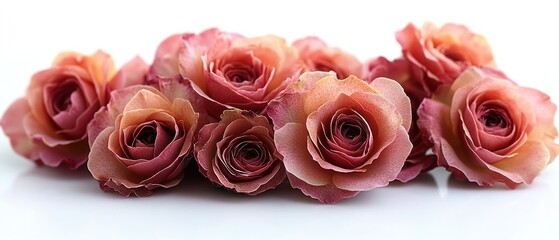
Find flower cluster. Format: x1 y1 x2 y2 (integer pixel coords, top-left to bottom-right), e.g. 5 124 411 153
2 23 558 203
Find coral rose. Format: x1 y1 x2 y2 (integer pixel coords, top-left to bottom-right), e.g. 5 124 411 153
293 36 363 79
149 29 305 118
418 68 559 188
87 84 198 196
1 51 147 169
195 109 285 195
268 71 412 203
396 22 496 94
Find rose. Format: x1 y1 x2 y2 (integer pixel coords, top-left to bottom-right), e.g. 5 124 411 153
87 84 198 196
396 22 496 94
366 57 436 182
268 71 412 203
149 28 305 118
1 51 147 169
293 36 363 79
195 109 285 195
418 68 559 187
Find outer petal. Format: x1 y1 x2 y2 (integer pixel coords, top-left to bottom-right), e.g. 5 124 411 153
87 85 160 146
370 77 412 131
88 127 144 190
287 173 358 204
109 56 149 91
275 123 333 185
332 127 412 191
1 98 37 159
151 34 183 78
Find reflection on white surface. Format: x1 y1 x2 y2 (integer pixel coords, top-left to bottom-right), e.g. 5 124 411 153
1 141 558 239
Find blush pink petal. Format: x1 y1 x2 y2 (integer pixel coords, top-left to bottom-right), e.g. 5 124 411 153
519 87 559 160
396 155 437 182
88 128 144 188
125 137 184 177
266 72 337 129
151 34 183 78
489 141 550 187
302 75 377 115
109 56 149 91
34 140 89 169
332 127 411 191
287 173 358 204
1 98 37 160
275 123 333 185
370 77 412 131
139 156 185 185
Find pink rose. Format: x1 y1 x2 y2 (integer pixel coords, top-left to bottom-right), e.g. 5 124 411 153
268 72 412 203
87 84 198 196
195 109 285 195
366 57 436 182
293 36 363 79
149 29 305 118
396 22 496 94
1 51 147 169
150 29 305 118
418 68 559 187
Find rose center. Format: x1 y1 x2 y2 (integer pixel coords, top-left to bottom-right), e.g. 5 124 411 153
444 51 466 62
235 142 265 166
340 122 362 140
52 78 80 114
478 107 509 129
316 109 372 170
481 113 506 128
136 125 157 147
229 70 254 83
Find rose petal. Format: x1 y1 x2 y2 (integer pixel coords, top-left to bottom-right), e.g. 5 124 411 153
275 123 333 185
370 77 412 131
332 127 411 191
287 173 358 204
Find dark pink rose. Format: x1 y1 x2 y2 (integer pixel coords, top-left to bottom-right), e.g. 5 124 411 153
1 51 147 169
150 29 305 118
365 57 436 182
396 22 496 94
418 68 559 187
293 36 363 79
195 109 285 195
87 84 198 196
268 72 412 203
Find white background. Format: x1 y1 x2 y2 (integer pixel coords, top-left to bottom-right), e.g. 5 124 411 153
1 0 558 239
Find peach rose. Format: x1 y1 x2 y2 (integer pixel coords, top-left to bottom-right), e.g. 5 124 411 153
396 22 496 94
418 68 559 187
268 71 412 203
1 51 147 169
366 57 436 182
293 36 363 79
87 84 198 196
149 29 305 118
195 109 285 195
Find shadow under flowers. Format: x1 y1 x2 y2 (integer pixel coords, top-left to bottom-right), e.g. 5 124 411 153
159 165 316 204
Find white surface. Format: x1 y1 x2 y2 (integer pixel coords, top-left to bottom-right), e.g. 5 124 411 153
1 0 558 239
